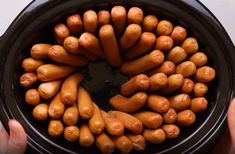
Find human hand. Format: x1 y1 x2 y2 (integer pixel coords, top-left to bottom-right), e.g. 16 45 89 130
0 120 27 154
227 98 235 153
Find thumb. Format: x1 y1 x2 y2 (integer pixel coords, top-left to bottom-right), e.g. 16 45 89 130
6 120 27 154
227 98 235 148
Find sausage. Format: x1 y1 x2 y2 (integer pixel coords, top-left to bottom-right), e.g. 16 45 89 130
124 32 156 60
32 103 49 121
121 50 165 75
162 124 180 139
48 92 65 119
176 61 196 77
142 15 158 32
143 128 166 144
108 110 143 134
170 26 187 44
48 45 88 67
83 10 98 34
109 92 148 113
101 110 124 136
99 24 122 67
79 32 105 58
163 108 177 124
193 82 208 97
88 103 105 135
181 37 198 55
148 73 168 91
77 87 94 120
96 132 115 154
37 64 76 82
79 124 95 147
155 35 174 52
113 135 133 154
166 46 187 64
22 58 44 72
127 7 143 25
54 23 70 44
38 80 62 99
148 61 175 76
159 74 184 94
25 89 40 106
63 36 81 54
48 120 64 137
64 126 80 142
179 78 194 94
78 47 99 61
111 6 127 36
61 72 83 105
66 14 83 36
63 104 79 126
98 10 111 26
195 66 216 83
20 72 38 88
119 24 142 50
190 97 208 113
177 109 196 127
169 93 191 111
126 134 146 151
189 52 208 67
134 111 163 129
120 74 149 96
147 95 170 113
156 20 173 36
31 44 52 59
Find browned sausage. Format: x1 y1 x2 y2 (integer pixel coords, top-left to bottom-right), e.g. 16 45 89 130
48 45 88 67
66 14 83 36
193 82 208 97
120 74 149 96
54 23 70 44
88 103 105 135
190 97 208 113
101 110 124 136
121 50 165 75
189 52 208 67
98 10 111 26
109 92 147 113
32 103 49 121
148 73 168 91
179 78 194 94
48 92 65 119
162 124 180 139
22 58 44 72
108 110 143 134
195 66 216 83
143 128 166 144
111 6 127 36
155 35 174 52
37 64 75 82
63 36 81 54
79 32 105 59
169 93 191 111
63 104 79 126
83 10 98 34
156 20 173 36
159 74 184 94
127 7 143 25
20 72 38 88
48 119 64 137
64 126 80 142
119 24 142 50
99 24 122 67
148 61 175 76
177 109 196 127
25 89 40 106
96 132 115 154
77 87 94 120
142 15 158 32
113 135 133 154
38 80 62 99
181 37 198 55
175 61 196 77
124 32 156 60
61 72 83 105
163 108 177 124
170 26 187 44
31 44 52 59
79 124 95 147
134 111 163 129
126 134 146 151
166 46 187 64
147 95 170 113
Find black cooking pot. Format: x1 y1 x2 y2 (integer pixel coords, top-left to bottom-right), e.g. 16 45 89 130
0 0 235 153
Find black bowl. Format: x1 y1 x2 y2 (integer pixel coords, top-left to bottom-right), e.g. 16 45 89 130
0 0 235 153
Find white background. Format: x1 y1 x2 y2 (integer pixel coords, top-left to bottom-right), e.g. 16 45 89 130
0 0 235 45
0 0 234 128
